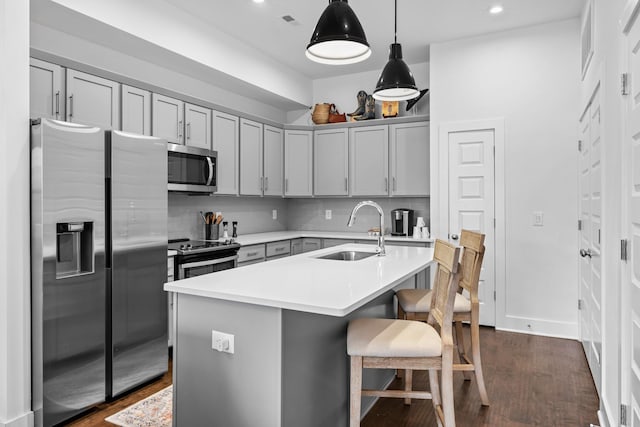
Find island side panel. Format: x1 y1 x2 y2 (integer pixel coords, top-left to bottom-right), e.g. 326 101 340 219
173 293 283 427
281 287 405 427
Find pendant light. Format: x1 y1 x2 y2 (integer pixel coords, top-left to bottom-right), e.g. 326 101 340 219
306 0 371 65
372 0 419 101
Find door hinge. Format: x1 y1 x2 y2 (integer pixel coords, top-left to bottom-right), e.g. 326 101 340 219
621 403 628 425
578 299 582 310
621 239 629 262
578 219 582 231
621 73 630 96
578 140 583 152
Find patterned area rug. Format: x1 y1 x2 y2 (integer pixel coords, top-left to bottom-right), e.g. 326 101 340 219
105 385 172 427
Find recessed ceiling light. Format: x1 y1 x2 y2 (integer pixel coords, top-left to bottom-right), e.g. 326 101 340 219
489 5 504 15
253 0 265 3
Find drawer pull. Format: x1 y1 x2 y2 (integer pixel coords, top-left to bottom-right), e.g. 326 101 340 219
247 251 258 257
275 247 285 252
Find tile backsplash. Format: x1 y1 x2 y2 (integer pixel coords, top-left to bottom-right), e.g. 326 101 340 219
168 194 429 240
285 198 429 234
168 194 288 240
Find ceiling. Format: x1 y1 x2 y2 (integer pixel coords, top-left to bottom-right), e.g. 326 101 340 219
162 0 586 79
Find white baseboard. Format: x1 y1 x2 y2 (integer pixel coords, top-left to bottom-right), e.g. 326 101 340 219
0 411 33 427
497 315 578 339
597 409 609 427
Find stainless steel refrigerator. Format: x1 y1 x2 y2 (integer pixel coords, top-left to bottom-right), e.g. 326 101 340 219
31 119 168 427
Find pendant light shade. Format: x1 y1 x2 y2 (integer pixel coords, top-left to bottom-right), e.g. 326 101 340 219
372 1 419 101
306 0 371 65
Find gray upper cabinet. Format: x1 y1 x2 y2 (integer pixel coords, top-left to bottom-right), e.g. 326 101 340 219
349 125 389 196
30 58 65 120
389 122 430 196
314 128 348 196
185 103 212 150
284 130 313 197
152 93 184 144
121 85 151 136
263 125 284 197
212 110 240 195
66 69 120 130
240 118 264 196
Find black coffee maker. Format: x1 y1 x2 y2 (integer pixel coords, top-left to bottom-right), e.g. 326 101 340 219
390 208 415 236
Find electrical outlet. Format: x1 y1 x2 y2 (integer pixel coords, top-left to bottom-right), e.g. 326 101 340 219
272 209 277 220
533 211 544 226
211 330 235 354
325 209 332 220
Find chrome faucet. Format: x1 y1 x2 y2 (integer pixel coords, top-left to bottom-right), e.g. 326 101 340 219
347 200 386 256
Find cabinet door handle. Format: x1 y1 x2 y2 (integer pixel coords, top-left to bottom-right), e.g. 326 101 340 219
265 176 269 191
393 177 397 191
384 177 388 192
186 123 191 139
69 94 74 118
345 177 348 192
178 120 183 138
285 178 289 193
55 91 60 118
260 177 264 192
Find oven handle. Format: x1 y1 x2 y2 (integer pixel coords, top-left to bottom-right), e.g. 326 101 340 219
180 254 238 270
205 156 214 186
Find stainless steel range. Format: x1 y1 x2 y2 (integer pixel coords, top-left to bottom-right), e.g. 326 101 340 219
169 239 241 279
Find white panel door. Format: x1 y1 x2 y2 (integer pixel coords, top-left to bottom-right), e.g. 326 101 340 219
578 87 603 395
314 128 348 196
152 93 184 145
30 58 65 120
239 118 263 196
212 110 240 195
448 129 495 326
185 103 212 150
622 4 640 425
121 85 151 136
263 125 284 197
66 69 120 130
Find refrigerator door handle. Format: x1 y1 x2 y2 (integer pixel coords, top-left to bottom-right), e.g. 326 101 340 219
205 156 214 186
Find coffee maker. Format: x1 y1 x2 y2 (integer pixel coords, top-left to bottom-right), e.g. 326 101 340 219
390 208 415 236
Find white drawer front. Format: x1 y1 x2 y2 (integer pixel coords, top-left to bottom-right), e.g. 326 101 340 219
266 240 290 258
238 244 266 263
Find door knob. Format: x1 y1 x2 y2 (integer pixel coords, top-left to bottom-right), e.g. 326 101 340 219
451 234 459 240
579 248 592 258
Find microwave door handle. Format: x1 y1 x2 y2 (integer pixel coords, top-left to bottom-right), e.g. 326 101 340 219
205 157 214 186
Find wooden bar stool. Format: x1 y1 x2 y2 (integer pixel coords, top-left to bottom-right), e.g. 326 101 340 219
396 230 490 406
347 239 461 427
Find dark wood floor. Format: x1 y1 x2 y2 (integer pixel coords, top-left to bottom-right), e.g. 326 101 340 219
68 327 599 426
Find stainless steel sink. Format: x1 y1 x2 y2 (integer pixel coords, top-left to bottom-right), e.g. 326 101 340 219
316 250 377 261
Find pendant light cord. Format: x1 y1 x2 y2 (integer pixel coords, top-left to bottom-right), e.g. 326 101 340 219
394 0 397 44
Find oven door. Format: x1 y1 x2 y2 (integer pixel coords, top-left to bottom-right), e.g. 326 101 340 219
178 254 238 279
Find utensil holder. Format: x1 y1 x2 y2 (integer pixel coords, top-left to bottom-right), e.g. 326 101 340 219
205 223 219 240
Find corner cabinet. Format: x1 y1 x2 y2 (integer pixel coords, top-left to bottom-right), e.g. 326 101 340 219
263 125 284 197
389 122 430 196
314 128 349 196
284 130 313 197
349 125 389 196
66 69 120 130
239 118 264 196
121 85 151 136
212 110 240 195
30 58 65 120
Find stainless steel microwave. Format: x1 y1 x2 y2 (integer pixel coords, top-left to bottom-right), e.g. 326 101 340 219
167 144 217 193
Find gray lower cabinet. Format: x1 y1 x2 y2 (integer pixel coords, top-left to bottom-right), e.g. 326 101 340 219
237 244 266 267
322 238 354 248
266 240 290 258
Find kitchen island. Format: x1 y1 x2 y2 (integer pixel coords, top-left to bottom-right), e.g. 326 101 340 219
164 243 433 427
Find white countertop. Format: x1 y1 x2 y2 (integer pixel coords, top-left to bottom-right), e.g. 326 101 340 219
164 243 433 317
223 230 433 246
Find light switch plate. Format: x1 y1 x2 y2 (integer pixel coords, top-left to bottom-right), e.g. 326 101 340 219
533 211 544 226
325 210 332 220
272 209 277 220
